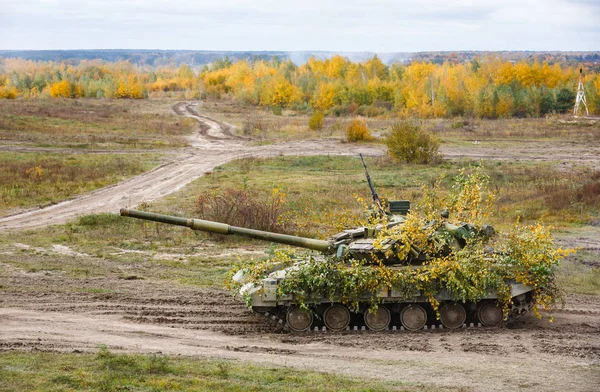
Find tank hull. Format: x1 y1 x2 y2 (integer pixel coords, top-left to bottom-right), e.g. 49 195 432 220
243 276 533 332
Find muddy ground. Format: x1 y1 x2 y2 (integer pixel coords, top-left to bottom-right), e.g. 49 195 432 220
1 260 599 391
1 102 599 391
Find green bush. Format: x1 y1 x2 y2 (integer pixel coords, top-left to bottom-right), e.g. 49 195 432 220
271 105 283 116
346 118 373 142
556 88 576 113
308 111 324 130
385 121 440 164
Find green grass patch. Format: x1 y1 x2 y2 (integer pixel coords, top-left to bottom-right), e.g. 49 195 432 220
0 152 161 214
558 252 600 295
0 349 415 392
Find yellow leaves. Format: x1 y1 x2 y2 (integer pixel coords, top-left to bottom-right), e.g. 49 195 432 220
177 64 194 79
0 86 17 99
495 90 514 118
363 55 387 80
114 76 145 99
4 54 600 117
49 80 72 98
345 118 373 142
225 60 254 90
404 62 436 81
557 247 576 257
308 111 325 131
25 165 44 179
326 55 348 79
445 167 496 224
271 79 301 108
311 82 338 110
594 75 600 95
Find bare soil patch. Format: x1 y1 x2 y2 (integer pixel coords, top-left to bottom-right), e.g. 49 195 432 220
1 263 599 391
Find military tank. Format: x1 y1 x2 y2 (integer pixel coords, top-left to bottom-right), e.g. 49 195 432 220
120 156 536 333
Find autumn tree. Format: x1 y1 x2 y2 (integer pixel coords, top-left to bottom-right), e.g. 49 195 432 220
49 79 71 98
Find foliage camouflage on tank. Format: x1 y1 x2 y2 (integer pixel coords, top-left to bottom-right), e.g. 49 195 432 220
121 157 566 332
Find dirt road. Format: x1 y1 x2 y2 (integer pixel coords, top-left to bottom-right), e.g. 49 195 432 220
0 265 598 391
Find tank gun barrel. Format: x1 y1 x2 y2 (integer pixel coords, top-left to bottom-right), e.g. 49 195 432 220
120 209 333 253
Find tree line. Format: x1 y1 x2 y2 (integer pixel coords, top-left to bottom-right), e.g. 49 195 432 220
1 56 598 118
0 58 200 100
200 55 599 117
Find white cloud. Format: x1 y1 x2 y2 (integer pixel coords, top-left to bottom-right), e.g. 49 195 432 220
0 0 598 50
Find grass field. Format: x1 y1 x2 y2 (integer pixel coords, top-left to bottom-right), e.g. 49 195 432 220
1 155 597 294
0 349 412 392
0 152 161 215
0 99 196 149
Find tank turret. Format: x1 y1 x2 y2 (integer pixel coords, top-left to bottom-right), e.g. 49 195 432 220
120 207 489 266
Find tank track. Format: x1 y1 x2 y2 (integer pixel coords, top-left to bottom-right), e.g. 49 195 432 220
253 293 534 333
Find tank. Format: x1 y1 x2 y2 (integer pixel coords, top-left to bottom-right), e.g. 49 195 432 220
120 197 535 332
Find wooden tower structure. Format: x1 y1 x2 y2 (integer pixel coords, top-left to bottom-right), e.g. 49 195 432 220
574 68 589 116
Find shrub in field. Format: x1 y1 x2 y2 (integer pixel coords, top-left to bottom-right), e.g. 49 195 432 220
385 120 440 164
242 116 268 136
0 86 17 99
543 170 600 211
346 118 373 142
308 111 324 130
49 80 72 98
196 187 295 233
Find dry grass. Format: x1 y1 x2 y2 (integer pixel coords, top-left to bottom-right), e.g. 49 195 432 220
196 187 296 233
0 152 160 214
194 99 600 148
488 164 600 225
429 116 600 143
0 99 196 149
198 99 394 143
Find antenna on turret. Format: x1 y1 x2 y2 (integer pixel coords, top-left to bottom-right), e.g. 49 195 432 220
574 67 589 116
359 154 383 213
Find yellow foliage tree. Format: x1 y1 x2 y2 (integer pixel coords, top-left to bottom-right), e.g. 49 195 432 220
0 86 17 99
49 80 71 98
271 79 300 108
311 82 338 110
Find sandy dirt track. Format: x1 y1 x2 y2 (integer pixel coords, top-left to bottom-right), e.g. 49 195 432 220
1 102 599 391
0 267 599 392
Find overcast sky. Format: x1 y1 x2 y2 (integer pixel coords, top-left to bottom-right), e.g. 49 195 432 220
1 0 599 52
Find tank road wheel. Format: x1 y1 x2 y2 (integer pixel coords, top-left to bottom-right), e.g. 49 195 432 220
286 307 313 332
440 303 467 329
364 306 391 331
324 304 351 331
401 305 427 331
478 301 503 327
